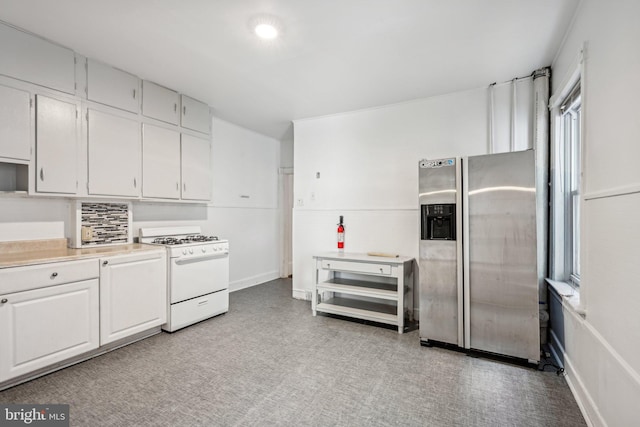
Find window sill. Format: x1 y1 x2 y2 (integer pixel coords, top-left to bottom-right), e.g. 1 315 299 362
546 278 586 317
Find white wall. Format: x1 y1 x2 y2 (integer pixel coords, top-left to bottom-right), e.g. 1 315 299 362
0 117 281 293
292 84 533 300
550 1 640 426
0 197 69 241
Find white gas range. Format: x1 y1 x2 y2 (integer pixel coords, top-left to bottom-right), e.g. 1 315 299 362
139 226 229 332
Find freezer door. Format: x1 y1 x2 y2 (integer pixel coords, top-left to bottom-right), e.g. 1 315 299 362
418 158 463 346
463 150 540 362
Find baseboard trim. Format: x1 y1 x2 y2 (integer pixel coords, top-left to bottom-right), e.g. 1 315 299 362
563 353 605 427
292 289 308 300
229 271 280 292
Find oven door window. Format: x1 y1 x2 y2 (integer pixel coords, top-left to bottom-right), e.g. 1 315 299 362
170 255 229 304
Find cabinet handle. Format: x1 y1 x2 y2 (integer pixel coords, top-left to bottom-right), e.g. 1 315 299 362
1 298 8 304
380 268 383 273
51 272 58 279
133 89 136 99
176 182 179 191
183 183 187 192
174 103 177 112
183 106 186 115
40 168 44 181
326 263 330 269
103 260 108 266
133 178 137 188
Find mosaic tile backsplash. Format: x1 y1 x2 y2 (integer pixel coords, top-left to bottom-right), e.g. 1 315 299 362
81 202 129 246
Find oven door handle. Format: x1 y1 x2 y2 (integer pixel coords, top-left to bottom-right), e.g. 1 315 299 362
173 253 229 265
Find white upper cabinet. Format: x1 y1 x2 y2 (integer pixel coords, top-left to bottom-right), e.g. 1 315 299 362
181 95 210 134
181 134 211 201
0 22 75 94
87 109 140 197
86 59 139 113
142 124 181 199
142 81 179 125
35 94 78 194
0 84 30 162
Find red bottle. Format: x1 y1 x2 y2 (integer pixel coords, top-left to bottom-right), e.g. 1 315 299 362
337 215 345 252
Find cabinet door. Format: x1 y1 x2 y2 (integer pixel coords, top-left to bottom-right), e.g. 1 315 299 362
0 279 99 382
181 95 210 134
0 84 30 161
181 134 211 201
35 94 78 194
142 124 181 199
87 109 140 197
142 81 179 125
0 22 75 94
86 59 139 113
100 252 167 345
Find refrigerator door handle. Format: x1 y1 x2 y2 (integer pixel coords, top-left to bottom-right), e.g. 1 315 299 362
456 158 465 347
462 157 471 349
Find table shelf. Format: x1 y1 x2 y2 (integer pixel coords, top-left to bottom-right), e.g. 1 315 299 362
312 252 414 333
316 297 397 325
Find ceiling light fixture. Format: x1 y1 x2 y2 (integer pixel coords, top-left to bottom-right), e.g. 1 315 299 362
254 23 278 39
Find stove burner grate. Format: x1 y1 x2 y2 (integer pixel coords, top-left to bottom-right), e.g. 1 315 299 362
152 235 219 245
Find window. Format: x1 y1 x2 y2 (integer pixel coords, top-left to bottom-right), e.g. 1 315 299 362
559 82 581 286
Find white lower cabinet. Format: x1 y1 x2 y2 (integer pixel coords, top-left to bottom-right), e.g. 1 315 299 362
0 278 99 382
99 251 167 345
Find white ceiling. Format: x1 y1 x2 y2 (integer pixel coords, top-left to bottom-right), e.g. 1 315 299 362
0 0 580 140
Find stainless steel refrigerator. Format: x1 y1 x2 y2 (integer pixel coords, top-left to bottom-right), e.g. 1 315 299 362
418 150 540 363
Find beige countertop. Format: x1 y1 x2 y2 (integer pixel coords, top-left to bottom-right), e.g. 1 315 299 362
0 239 165 269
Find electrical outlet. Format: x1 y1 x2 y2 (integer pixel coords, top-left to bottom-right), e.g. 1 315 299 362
81 226 92 242
297 199 304 207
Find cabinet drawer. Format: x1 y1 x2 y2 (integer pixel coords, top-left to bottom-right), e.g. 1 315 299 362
0 259 99 295
320 260 391 275
167 289 228 332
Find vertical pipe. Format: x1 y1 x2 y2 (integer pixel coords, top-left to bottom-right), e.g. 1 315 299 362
488 83 496 154
532 67 551 313
511 78 517 152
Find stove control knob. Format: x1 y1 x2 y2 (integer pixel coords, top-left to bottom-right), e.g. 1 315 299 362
189 248 194 254
182 249 187 255
201 247 206 253
214 247 219 252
